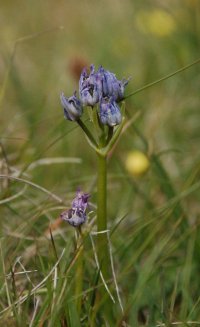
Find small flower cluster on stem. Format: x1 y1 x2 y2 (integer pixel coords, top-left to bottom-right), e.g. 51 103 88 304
60 189 90 227
60 64 129 128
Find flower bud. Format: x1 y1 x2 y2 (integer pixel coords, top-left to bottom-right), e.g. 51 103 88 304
60 190 90 227
80 85 100 107
99 66 129 101
60 92 82 121
60 208 87 227
79 65 102 106
72 189 90 213
99 97 122 127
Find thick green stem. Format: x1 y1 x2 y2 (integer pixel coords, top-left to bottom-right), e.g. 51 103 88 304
97 152 109 279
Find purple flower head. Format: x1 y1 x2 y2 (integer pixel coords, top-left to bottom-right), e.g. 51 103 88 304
72 189 90 213
112 78 129 101
79 64 129 106
99 67 129 102
60 208 86 227
60 91 82 121
99 97 122 127
98 66 116 96
79 65 102 107
80 84 100 107
60 190 90 227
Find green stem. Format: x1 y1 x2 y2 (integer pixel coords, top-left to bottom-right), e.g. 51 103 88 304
96 152 109 279
125 57 200 99
77 119 98 148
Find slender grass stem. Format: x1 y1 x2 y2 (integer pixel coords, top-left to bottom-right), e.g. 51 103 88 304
125 57 200 99
75 227 84 314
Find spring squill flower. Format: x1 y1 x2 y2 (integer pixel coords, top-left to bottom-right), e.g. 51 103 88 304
79 84 100 107
60 92 83 121
98 66 129 101
60 190 90 227
79 65 102 106
99 96 122 127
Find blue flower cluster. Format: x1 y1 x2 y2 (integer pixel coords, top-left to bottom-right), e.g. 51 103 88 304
60 65 129 127
60 189 90 227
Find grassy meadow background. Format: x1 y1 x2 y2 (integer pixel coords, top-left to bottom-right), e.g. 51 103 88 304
0 0 200 326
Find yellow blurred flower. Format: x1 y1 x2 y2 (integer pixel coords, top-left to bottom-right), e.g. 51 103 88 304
125 150 150 176
136 9 176 37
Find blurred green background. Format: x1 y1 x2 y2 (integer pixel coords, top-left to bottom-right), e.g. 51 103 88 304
0 0 200 325
1 0 200 215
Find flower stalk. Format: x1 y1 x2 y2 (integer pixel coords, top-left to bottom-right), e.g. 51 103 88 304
77 118 98 149
60 64 129 304
96 151 109 279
